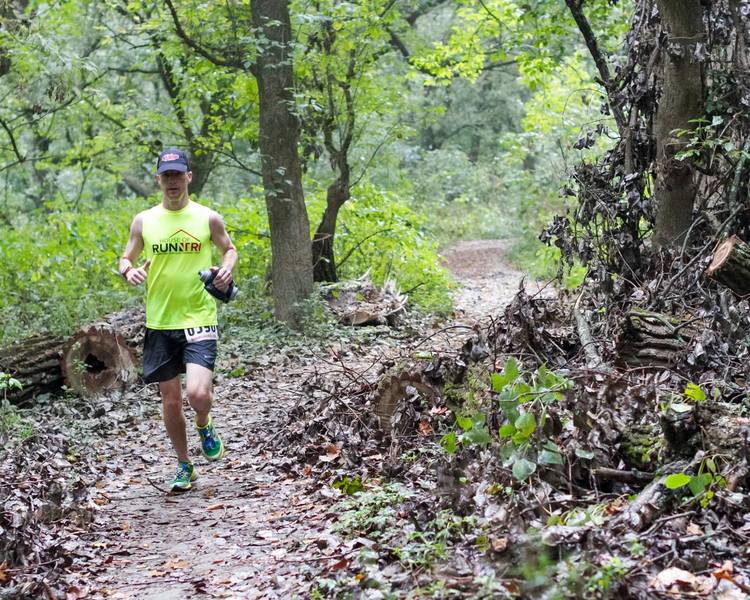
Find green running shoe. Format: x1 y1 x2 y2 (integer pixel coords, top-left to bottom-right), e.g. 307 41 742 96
170 461 198 492
196 415 225 461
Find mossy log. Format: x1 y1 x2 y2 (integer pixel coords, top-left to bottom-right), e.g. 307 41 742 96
0 307 145 402
615 310 699 367
706 235 750 296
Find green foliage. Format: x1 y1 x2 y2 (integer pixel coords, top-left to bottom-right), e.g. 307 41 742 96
0 198 149 343
333 483 413 539
332 475 365 496
441 359 572 482
664 457 726 508
0 372 31 445
307 181 453 314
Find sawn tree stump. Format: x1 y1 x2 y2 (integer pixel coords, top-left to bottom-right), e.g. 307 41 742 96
706 235 750 296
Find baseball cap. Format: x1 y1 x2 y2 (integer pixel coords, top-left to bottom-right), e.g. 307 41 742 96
156 148 189 174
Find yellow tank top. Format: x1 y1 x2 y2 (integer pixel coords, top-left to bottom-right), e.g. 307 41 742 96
141 200 217 329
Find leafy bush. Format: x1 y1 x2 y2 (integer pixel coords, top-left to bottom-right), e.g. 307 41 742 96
307 181 453 314
0 199 150 343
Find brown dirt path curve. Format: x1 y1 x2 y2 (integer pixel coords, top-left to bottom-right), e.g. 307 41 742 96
68 240 542 599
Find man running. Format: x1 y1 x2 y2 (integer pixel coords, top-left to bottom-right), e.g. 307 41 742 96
120 148 238 492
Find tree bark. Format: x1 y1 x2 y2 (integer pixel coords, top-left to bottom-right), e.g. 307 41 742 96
252 0 313 327
616 309 700 367
0 334 65 403
652 0 705 247
312 181 348 282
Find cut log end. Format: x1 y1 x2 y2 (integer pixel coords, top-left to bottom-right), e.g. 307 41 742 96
61 325 137 396
706 235 738 277
706 235 750 296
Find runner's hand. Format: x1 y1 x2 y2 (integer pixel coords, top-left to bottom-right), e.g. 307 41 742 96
212 265 232 292
125 260 150 286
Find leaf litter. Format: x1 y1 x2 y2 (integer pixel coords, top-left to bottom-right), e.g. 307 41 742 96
3 240 750 598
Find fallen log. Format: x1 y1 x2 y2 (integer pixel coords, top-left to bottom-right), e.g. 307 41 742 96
615 310 700 367
706 235 750 296
0 333 66 403
0 307 145 401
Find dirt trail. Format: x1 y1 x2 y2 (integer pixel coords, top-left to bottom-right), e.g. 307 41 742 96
71 240 536 599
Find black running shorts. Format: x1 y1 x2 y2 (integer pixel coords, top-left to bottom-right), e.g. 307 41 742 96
143 328 218 383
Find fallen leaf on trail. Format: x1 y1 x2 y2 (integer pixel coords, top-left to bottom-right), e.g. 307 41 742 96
651 567 706 593
120 522 130 530
418 420 433 436
164 559 190 570
430 406 449 416
490 537 508 553
713 561 734 581
319 444 340 463
655 567 698 585
148 570 168 577
686 522 703 536
0 562 9 583
330 557 349 571
604 497 628 515
65 585 89 599
302 464 313 476
503 580 521 595
206 503 225 511
93 497 107 506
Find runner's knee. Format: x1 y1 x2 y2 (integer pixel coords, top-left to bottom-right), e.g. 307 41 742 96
187 385 211 407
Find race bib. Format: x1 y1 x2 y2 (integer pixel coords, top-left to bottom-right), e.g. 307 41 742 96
184 325 219 343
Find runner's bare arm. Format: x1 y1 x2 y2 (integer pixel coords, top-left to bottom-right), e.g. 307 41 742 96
209 211 238 289
120 213 149 286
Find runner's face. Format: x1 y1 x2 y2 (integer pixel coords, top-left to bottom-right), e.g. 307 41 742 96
157 171 192 202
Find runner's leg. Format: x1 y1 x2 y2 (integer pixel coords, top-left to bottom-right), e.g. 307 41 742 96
160 376 189 462
185 363 213 427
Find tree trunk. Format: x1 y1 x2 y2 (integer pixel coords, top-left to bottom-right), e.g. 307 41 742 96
252 0 313 327
652 0 705 247
312 180 348 282
706 235 750 296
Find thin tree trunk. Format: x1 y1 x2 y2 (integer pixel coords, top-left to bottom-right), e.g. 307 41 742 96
652 0 705 247
252 0 313 327
312 181 348 282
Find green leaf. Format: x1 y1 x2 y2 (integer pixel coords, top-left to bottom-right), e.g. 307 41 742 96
688 473 712 496
456 415 474 432
539 449 563 465
514 412 537 437
464 425 492 447
684 383 706 402
440 431 457 454
332 475 364 495
512 457 537 481
492 358 520 392
575 448 595 460
664 473 691 489
499 423 516 439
